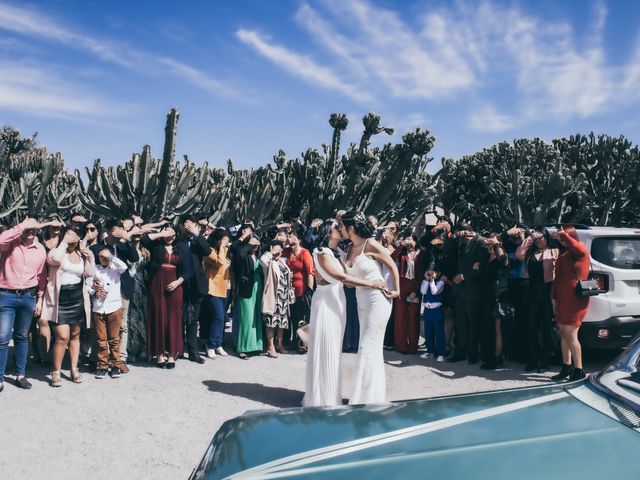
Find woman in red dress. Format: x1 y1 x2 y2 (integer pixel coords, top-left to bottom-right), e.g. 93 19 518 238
141 227 184 369
391 235 425 354
551 225 590 381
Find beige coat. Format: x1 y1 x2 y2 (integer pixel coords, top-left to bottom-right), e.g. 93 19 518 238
41 243 95 328
259 251 292 316
515 237 559 283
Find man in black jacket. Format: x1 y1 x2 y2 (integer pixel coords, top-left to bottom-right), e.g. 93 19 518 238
449 223 488 364
90 218 139 364
176 215 211 363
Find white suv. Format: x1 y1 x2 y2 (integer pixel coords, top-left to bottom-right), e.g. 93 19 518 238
549 226 640 349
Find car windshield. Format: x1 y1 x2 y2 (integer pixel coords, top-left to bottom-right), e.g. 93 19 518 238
591 237 640 269
591 334 640 423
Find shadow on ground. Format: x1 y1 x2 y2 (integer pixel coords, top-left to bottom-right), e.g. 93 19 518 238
203 380 304 408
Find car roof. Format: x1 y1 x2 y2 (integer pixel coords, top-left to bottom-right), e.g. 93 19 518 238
545 226 640 236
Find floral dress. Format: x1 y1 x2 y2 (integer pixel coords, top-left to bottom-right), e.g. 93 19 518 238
264 261 290 329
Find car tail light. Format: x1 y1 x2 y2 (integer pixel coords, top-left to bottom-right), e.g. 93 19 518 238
589 272 609 292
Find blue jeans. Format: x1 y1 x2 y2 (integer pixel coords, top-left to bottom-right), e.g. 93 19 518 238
423 307 445 357
207 295 227 349
0 290 37 381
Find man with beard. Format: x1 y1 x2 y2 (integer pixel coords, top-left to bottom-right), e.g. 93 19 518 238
448 223 488 364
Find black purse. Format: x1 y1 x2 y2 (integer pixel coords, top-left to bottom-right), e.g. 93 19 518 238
576 279 600 297
574 262 600 297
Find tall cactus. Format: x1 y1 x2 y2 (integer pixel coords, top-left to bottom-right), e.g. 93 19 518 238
158 108 179 218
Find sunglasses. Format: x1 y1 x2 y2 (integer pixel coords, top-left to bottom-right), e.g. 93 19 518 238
87 227 97 232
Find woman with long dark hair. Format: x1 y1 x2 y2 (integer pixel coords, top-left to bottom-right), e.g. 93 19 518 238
43 228 95 387
231 230 264 359
552 225 590 381
339 211 399 404
141 226 184 368
304 219 388 407
516 227 559 372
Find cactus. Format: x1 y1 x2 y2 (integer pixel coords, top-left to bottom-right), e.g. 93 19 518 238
77 108 215 221
0 129 79 223
4 110 639 229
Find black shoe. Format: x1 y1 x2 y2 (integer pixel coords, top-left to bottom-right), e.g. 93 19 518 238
568 368 586 381
16 377 32 389
95 369 108 379
0 382 4 392
538 364 549 373
110 367 122 379
166 361 176 369
468 356 479 365
481 356 505 370
524 363 537 372
447 354 465 363
552 364 574 381
189 354 205 364
480 361 495 370
156 361 167 369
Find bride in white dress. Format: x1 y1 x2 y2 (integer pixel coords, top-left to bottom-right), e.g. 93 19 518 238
339 211 400 405
303 220 388 408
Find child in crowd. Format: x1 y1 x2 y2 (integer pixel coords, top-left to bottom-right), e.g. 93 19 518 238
420 268 446 362
86 244 130 379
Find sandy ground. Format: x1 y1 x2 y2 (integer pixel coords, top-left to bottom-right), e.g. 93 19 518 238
0 344 616 480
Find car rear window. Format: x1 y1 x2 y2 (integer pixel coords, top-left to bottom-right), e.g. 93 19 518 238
591 237 640 270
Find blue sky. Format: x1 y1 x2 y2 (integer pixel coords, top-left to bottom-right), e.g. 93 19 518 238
1 0 640 174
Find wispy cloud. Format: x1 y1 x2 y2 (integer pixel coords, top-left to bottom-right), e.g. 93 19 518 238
469 104 516 133
0 2 242 106
236 29 370 103
0 61 121 119
237 0 640 132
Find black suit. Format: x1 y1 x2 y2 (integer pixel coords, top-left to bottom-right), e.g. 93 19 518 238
453 235 488 360
176 234 211 356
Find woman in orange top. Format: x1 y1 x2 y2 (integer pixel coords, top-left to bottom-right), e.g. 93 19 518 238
204 228 231 359
551 225 590 382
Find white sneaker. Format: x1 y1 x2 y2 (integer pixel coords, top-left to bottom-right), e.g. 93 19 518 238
215 347 228 357
436 355 445 362
206 349 216 359
420 352 433 359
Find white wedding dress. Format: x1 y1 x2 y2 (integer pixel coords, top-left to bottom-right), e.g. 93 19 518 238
346 239 392 404
303 248 347 407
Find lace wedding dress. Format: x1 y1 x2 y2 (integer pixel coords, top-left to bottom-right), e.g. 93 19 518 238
303 248 347 407
346 239 392 404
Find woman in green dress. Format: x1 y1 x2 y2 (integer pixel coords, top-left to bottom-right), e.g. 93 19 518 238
231 234 264 358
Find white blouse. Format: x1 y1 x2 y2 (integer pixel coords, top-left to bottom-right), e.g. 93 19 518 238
60 257 84 285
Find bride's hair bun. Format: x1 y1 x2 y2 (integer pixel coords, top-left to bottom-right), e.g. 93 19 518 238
341 210 374 238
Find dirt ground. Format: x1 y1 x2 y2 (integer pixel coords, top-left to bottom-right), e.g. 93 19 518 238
0 345 616 480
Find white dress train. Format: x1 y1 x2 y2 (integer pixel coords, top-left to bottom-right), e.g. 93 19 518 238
346 241 392 405
303 249 347 408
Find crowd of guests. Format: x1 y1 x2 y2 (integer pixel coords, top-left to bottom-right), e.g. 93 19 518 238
0 210 591 392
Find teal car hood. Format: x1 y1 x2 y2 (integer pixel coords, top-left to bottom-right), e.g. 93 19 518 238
192 382 640 479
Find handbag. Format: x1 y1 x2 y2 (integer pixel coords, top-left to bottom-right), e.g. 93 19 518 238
493 301 515 320
573 258 600 297
576 279 600 297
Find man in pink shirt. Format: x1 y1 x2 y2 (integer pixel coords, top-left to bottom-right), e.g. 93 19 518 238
0 218 49 392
